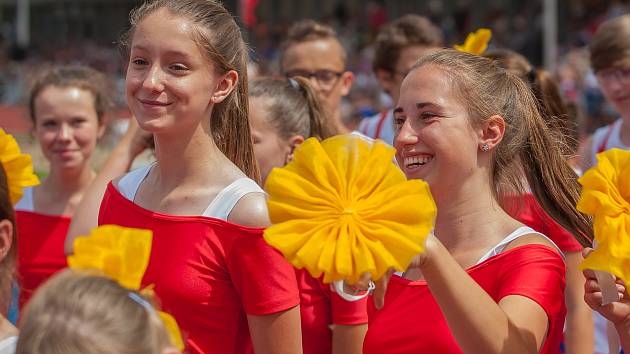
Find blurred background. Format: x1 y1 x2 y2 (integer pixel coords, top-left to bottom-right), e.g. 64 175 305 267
0 0 628 173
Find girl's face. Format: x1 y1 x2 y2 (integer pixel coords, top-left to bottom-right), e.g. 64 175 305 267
125 8 220 135
249 97 293 183
393 65 482 200
33 86 102 171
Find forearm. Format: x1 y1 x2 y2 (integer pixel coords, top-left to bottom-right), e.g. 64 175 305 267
615 321 630 353
421 240 538 354
64 139 138 254
564 252 594 354
332 324 367 354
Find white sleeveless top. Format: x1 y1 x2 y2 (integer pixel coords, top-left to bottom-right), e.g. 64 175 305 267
14 187 34 212
117 164 265 220
0 336 17 354
591 119 630 166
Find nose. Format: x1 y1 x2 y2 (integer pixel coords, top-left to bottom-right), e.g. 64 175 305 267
142 64 165 93
394 120 419 150
57 123 72 142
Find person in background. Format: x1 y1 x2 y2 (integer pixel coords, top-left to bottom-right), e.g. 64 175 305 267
280 20 354 134
16 66 108 308
485 48 593 354
0 165 19 354
358 15 443 145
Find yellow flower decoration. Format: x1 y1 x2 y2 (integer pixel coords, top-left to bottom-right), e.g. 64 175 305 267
454 28 492 55
264 134 436 284
0 128 39 205
69 225 184 351
577 149 630 284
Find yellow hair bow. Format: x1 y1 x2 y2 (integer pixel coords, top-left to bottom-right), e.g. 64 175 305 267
0 128 39 205
454 28 492 55
264 134 437 284
69 225 184 351
577 149 630 285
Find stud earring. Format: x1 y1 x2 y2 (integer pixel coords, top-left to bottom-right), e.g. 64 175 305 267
481 143 489 152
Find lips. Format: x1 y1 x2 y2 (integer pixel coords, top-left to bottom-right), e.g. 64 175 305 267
137 98 172 108
403 154 434 169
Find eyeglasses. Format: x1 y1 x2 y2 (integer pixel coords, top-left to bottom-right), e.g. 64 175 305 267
596 67 630 85
284 69 343 91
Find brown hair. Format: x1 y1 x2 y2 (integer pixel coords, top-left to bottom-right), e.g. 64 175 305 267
249 77 338 140
16 270 174 354
121 0 260 182
28 65 111 124
0 165 15 314
485 49 579 155
411 49 593 247
590 14 630 72
373 15 443 73
280 20 347 65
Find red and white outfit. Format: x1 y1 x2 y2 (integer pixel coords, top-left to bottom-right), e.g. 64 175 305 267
297 269 368 354
591 119 629 164
363 227 566 354
98 165 300 354
358 109 395 145
15 187 70 308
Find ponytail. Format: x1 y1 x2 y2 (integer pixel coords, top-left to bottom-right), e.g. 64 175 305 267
291 77 338 139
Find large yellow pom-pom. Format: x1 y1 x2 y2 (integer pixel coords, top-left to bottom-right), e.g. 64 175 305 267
454 28 492 55
264 134 436 284
578 148 630 284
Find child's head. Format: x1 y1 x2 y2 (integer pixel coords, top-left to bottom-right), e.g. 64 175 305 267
590 14 630 118
28 66 109 171
280 20 354 127
249 77 337 182
372 15 443 104
0 165 16 314
16 270 180 354
121 0 259 181
485 48 578 156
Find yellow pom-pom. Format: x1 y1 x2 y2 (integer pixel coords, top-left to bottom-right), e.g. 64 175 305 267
0 128 39 205
68 225 153 290
264 134 436 284
577 149 630 284
454 28 492 55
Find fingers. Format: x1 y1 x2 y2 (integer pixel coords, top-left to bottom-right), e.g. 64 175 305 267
582 247 593 258
374 269 394 310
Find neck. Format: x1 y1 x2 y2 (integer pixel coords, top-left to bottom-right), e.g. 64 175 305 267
44 162 94 196
152 123 225 189
620 115 630 146
0 315 17 340
432 172 514 253
332 109 350 134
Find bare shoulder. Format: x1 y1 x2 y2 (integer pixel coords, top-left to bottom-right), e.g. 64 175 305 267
227 192 271 228
504 233 559 254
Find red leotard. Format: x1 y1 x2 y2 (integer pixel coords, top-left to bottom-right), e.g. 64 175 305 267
16 211 70 308
98 183 300 354
363 245 566 354
296 269 368 354
506 194 582 253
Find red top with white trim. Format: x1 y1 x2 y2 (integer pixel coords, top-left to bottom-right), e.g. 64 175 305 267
99 182 300 354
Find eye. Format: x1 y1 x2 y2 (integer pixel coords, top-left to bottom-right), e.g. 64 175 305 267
40 120 57 128
170 63 189 72
131 58 148 66
420 112 438 120
393 115 406 128
71 118 87 127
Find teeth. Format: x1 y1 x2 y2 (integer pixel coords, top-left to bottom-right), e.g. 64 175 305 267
405 156 433 167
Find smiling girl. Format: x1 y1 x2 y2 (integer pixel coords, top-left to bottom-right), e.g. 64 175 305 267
95 1 301 353
15 66 108 308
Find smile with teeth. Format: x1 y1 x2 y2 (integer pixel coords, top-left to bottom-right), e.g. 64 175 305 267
404 155 433 168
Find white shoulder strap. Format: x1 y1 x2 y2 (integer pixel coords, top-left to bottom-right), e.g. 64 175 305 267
202 178 265 220
476 226 562 265
15 187 34 211
117 164 153 202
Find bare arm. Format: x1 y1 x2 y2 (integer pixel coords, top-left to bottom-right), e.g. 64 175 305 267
563 251 594 354
332 324 367 354
65 119 151 254
248 306 303 354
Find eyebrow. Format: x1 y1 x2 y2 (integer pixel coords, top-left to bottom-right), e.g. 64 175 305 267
416 102 442 110
393 107 404 114
131 45 192 59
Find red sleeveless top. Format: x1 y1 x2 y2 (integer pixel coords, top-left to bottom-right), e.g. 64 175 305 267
16 211 70 308
98 183 300 354
296 269 368 354
363 245 566 354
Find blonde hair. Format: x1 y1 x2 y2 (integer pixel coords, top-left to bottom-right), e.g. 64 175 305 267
249 77 338 140
590 14 630 72
410 49 593 246
16 270 174 354
120 0 260 183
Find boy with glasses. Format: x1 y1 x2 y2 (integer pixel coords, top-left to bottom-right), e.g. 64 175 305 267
358 15 443 145
581 14 630 170
280 20 354 134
